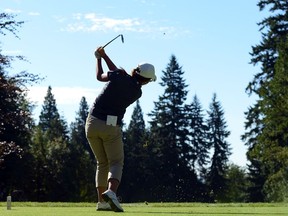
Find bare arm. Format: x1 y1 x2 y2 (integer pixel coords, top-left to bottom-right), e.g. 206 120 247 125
95 47 118 82
96 58 109 82
102 52 118 71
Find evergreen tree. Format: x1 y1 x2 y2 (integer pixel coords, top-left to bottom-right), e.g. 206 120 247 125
148 55 198 201
30 126 48 201
206 93 231 202
69 97 96 201
246 158 266 202
70 96 92 159
259 39 288 202
38 86 68 140
187 94 210 176
242 0 288 202
120 100 151 202
30 86 70 201
225 164 249 202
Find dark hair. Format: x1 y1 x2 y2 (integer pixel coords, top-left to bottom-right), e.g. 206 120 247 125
132 68 151 84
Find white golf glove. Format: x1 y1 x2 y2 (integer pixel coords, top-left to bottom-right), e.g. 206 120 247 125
94 50 101 59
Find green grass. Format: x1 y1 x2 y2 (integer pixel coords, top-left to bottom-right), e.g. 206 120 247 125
0 202 287 216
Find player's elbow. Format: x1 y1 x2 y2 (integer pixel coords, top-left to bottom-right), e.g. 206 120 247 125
96 74 108 82
96 75 102 81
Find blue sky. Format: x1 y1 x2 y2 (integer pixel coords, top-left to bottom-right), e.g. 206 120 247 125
1 0 268 167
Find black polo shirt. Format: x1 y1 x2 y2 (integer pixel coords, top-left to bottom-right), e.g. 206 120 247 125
90 70 142 124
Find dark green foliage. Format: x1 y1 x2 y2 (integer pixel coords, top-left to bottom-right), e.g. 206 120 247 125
260 40 288 202
69 97 96 201
246 159 266 202
120 100 152 202
225 164 249 202
148 55 199 202
243 0 288 202
206 93 231 202
38 86 68 141
0 12 40 201
70 97 94 160
186 95 209 177
29 86 70 201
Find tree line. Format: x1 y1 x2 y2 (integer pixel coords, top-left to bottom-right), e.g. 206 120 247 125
1 0 288 203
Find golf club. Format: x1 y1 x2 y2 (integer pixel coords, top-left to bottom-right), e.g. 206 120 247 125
103 34 124 48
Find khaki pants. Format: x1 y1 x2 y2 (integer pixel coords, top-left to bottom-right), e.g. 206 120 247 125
85 114 124 187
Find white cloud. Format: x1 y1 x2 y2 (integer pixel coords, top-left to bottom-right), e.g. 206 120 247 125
4 8 22 14
26 86 102 123
28 12 40 16
27 86 101 106
53 15 67 23
62 13 142 33
3 9 39 17
2 50 22 55
58 13 192 38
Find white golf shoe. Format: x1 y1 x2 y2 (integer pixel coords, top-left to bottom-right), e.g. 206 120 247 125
96 202 112 211
101 190 124 212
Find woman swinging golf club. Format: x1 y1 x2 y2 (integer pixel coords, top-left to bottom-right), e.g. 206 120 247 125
85 46 156 212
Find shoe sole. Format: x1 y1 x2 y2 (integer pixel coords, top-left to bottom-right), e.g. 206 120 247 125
102 193 124 212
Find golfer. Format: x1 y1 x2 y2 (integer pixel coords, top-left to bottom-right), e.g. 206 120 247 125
85 47 156 212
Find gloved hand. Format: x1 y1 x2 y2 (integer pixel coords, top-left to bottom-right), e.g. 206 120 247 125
97 47 106 57
94 50 101 59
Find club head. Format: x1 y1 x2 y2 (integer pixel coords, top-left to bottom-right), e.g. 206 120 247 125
120 34 124 43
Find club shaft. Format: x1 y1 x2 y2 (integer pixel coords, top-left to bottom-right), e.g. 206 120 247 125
103 35 121 48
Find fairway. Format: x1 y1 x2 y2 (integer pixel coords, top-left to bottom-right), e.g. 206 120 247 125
0 202 287 216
